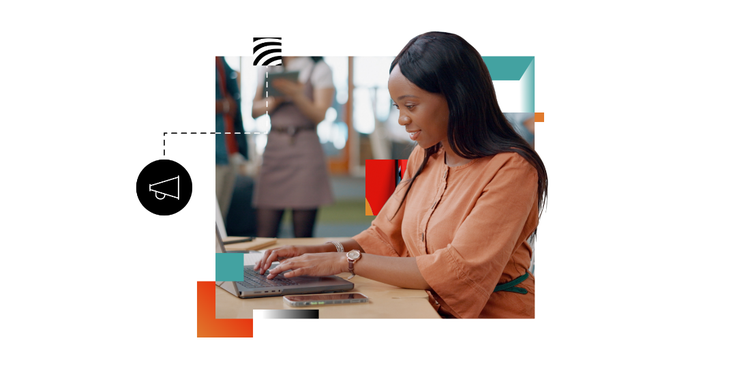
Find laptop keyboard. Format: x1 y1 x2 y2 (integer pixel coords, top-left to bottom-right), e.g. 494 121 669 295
238 269 300 289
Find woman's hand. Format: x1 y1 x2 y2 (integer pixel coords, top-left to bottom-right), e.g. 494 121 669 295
267 252 348 279
264 96 284 111
254 244 329 274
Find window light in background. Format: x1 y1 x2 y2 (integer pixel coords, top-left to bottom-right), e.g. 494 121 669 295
353 87 375 134
325 57 349 105
317 107 337 144
352 57 393 135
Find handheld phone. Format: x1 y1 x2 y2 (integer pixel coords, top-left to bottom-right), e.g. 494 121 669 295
283 293 368 307
267 71 300 97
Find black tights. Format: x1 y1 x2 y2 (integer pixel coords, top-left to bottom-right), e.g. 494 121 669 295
256 208 318 238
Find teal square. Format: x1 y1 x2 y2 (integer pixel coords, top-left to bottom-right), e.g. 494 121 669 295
482 56 535 113
215 253 244 282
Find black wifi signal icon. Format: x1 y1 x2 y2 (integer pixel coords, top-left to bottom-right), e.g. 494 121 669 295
253 37 282 66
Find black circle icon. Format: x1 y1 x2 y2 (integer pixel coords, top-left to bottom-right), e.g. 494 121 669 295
136 159 192 216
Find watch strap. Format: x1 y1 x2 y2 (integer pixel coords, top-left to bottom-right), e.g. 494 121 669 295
346 250 361 280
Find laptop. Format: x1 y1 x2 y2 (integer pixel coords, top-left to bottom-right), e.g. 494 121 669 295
215 224 354 298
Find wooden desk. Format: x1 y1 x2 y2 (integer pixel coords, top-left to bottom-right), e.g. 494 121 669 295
216 238 440 319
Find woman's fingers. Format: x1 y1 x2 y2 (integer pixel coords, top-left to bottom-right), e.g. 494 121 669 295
254 247 276 271
267 258 297 278
254 243 339 272
267 261 309 279
259 250 284 273
265 253 346 279
255 246 296 273
280 267 305 279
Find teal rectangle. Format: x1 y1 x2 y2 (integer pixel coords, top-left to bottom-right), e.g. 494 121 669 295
483 56 534 80
215 253 244 282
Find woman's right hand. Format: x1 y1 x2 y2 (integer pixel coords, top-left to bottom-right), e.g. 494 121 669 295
265 96 286 111
252 94 285 117
254 244 330 274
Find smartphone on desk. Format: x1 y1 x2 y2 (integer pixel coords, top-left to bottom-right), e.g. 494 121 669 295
283 293 368 307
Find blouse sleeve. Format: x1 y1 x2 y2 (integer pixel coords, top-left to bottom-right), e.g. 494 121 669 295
310 61 334 89
352 146 423 257
415 153 539 318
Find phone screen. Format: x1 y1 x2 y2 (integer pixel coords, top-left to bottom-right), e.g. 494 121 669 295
284 293 367 302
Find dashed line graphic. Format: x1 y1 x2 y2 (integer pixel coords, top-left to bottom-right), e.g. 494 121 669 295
162 40 283 157
253 37 281 119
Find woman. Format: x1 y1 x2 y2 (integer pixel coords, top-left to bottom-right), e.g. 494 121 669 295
255 32 548 318
251 56 335 238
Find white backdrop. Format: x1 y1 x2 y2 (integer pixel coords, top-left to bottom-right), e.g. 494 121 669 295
1 1 748 374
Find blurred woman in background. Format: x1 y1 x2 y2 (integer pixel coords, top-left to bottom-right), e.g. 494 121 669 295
251 56 335 238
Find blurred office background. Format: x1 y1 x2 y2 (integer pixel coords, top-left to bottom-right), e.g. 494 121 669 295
220 56 535 238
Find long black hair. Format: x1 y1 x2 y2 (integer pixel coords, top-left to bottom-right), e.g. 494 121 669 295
389 32 548 219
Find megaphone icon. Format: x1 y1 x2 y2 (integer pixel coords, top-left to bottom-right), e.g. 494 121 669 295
149 176 180 200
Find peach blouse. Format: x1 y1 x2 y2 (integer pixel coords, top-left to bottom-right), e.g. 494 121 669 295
353 146 538 318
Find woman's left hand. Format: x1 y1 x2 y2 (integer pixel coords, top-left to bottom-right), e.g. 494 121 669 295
267 252 348 279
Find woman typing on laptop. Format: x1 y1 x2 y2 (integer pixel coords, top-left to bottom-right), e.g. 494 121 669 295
255 32 548 319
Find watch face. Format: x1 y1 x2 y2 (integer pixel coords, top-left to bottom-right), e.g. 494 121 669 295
347 250 360 261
